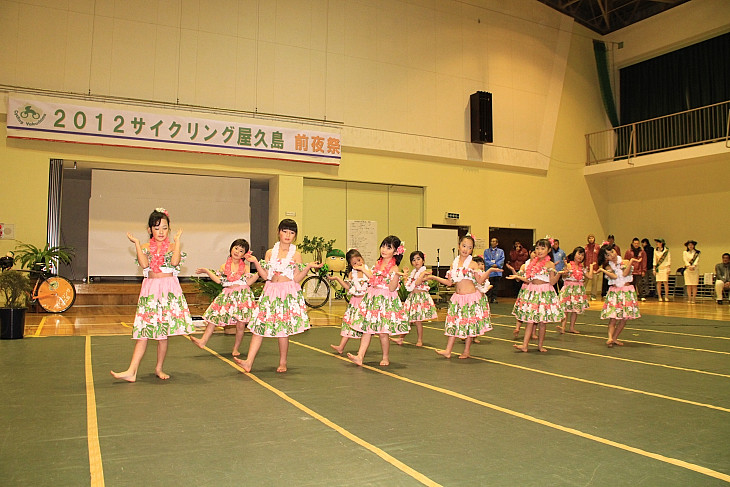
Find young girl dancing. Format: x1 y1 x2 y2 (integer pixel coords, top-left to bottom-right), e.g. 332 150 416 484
507 238 563 353
234 219 321 373
111 208 194 382
428 235 494 359
328 249 369 354
506 250 537 340
347 236 409 367
557 246 592 334
596 243 641 347
192 239 258 356
400 250 438 347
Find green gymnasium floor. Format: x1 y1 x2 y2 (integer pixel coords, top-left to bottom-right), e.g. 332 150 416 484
2 305 729 486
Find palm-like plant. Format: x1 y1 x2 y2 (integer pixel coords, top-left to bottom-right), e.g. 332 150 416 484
299 236 336 263
13 242 75 271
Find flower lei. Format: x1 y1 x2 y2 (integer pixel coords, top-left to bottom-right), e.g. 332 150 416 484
270 241 296 265
567 261 584 281
148 238 170 272
407 265 428 290
371 257 396 286
223 256 246 281
450 254 472 282
525 255 550 280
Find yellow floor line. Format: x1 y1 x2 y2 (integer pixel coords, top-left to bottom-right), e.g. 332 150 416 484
203 342 441 487
291 339 730 484
85 336 105 487
425 324 730 379
33 316 47 337
120 321 132 328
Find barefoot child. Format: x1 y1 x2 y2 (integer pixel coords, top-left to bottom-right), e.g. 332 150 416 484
328 249 369 354
506 250 536 340
112 208 194 382
192 239 259 356
557 246 592 334
347 236 409 366
596 242 641 347
234 219 322 373
507 238 563 353
428 235 494 359
401 250 438 347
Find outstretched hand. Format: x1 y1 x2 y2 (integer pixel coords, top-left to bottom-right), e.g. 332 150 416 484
126 232 139 245
173 228 183 242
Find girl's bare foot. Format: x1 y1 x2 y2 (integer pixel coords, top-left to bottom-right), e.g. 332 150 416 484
347 353 363 366
567 329 580 334
232 350 241 356
606 340 614 348
436 350 451 358
155 370 170 380
390 337 404 345
110 370 136 382
416 341 423 347
538 347 548 353
531 334 538 340
513 329 520 339
513 344 528 352
557 324 564 334
190 336 206 349
613 340 624 346
330 344 344 354
379 359 389 366
458 353 471 359
473 337 481 344
234 356 252 373
276 364 287 373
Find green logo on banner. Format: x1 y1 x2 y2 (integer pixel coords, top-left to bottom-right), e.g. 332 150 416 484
14 104 46 126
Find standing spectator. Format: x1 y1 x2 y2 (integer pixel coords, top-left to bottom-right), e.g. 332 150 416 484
653 238 671 302
682 240 700 304
715 253 730 304
483 237 505 303
641 238 655 298
551 238 566 290
584 234 600 300
624 238 647 301
607 234 621 256
507 240 529 296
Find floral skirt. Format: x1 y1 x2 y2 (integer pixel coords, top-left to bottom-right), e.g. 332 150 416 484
404 290 438 322
559 281 589 314
444 291 492 338
601 285 641 320
512 282 564 323
248 280 310 337
133 276 194 340
202 285 257 326
340 295 364 338
353 288 409 335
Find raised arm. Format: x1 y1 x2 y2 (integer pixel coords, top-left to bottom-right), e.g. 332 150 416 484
127 232 148 268
196 266 222 284
170 228 183 267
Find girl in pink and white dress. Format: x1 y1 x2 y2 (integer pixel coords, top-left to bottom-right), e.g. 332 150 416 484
235 219 322 373
111 208 194 382
506 238 563 353
400 250 438 347
328 249 369 354
192 239 259 356
347 235 409 367
557 246 592 334
428 235 495 359
596 243 641 348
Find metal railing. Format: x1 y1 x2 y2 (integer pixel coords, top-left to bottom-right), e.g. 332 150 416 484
586 100 730 165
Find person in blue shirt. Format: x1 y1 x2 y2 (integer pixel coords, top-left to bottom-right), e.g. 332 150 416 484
483 237 505 303
551 238 566 290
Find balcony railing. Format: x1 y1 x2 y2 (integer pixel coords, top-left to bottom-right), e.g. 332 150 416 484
586 100 730 165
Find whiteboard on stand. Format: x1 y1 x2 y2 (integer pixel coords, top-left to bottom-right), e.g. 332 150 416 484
416 227 459 269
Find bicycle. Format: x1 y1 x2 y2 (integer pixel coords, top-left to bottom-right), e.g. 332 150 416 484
301 267 350 308
0 259 77 313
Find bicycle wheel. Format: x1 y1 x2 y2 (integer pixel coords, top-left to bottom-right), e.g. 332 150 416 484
37 276 76 313
301 275 330 308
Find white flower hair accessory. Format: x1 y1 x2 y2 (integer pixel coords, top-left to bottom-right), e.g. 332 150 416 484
155 207 169 216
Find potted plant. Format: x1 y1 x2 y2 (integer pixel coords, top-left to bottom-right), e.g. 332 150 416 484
0 270 33 339
13 242 75 271
299 236 336 263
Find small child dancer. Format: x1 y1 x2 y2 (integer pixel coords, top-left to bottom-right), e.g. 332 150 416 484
192 239 259 356
469 255 493 344
400 250 438 347
112 208 194 382
347 236 409 366
557 246 592 334
507 238 563 352
235 219 322 373
428 235 494 359
328 249 369 354
506 250 536 340
596 243 641 347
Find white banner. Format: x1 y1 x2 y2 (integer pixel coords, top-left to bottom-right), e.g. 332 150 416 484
7 95 341 166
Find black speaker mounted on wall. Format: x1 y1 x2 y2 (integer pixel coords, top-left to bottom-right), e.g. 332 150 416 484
470 91 493 144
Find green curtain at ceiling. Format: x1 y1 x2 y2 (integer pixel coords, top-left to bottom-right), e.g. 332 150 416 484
593 40 620 128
